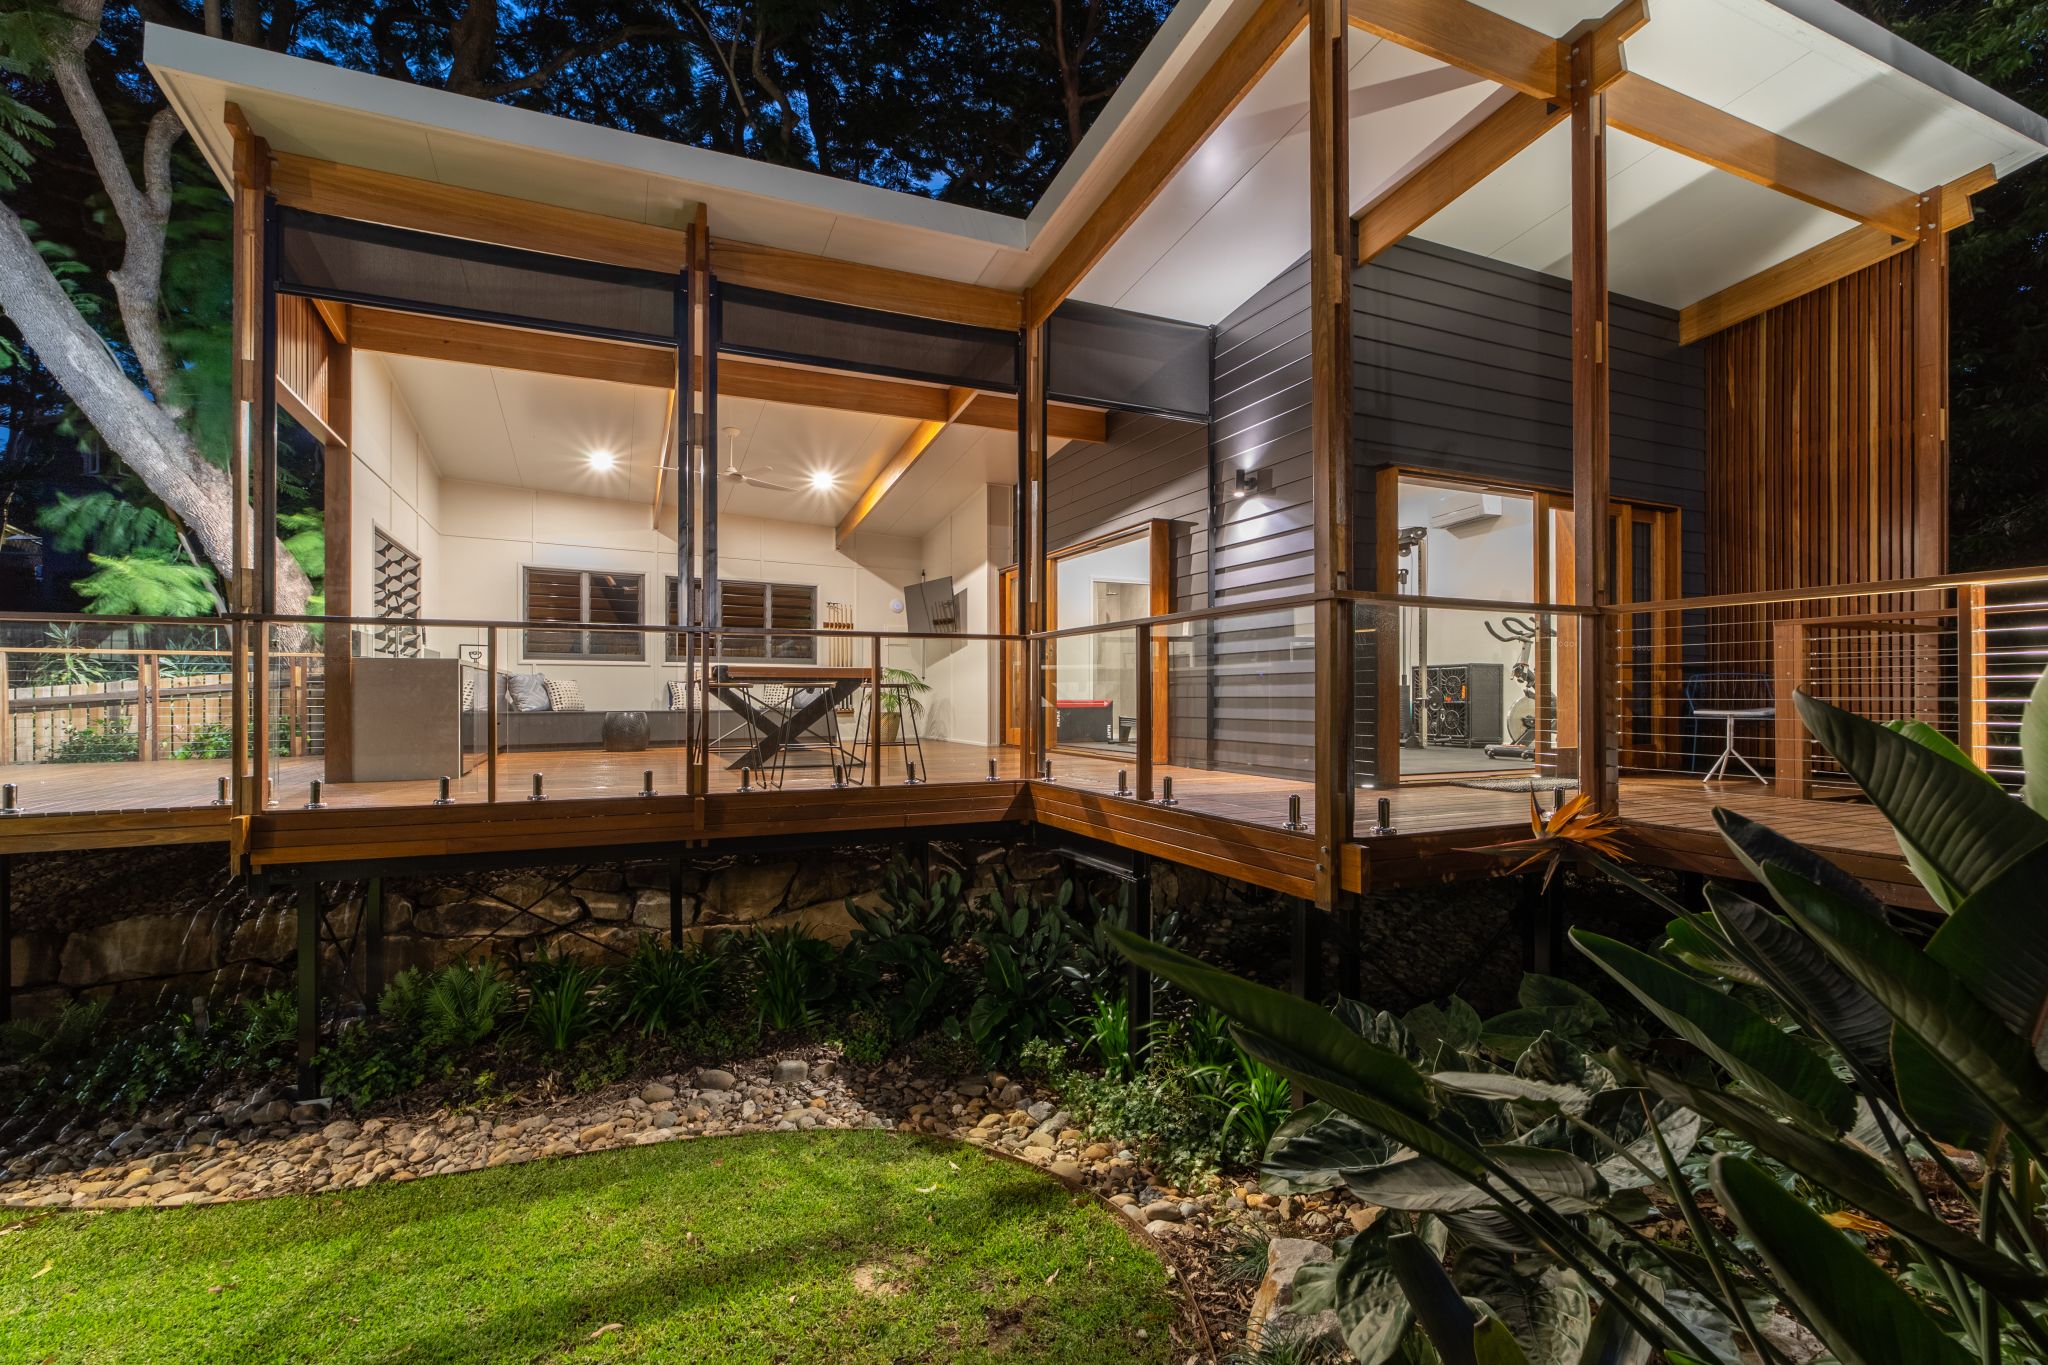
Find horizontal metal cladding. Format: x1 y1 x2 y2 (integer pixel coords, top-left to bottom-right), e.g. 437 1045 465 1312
717 283 1019 393
1352 239 1707 595
273 207 680 344
1046 300 1212 421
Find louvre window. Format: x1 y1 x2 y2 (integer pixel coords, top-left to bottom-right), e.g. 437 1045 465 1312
372 530 422 658
523 568 644 660
669 577 815 662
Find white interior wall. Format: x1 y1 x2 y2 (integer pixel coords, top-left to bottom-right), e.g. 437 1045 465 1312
1051 537 1151 720
1396 483 1534 742
349 350 447 626
911 485 1011 745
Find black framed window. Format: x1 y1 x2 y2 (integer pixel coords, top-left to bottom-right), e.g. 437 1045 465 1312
523 568 644 660
670 576 815 662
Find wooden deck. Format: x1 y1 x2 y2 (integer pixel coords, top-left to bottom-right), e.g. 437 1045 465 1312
0 745 1926 904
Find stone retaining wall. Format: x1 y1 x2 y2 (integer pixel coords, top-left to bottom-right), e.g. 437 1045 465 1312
8 840 1242 1017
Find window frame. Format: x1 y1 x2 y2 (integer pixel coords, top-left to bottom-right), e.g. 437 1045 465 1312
521 566 646 662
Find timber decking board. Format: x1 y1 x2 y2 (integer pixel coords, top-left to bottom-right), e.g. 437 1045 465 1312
0 741 1926 903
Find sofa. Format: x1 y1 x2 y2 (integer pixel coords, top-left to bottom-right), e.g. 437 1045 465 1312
458 672 690 753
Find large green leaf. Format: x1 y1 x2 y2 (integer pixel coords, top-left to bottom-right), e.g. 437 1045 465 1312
1887 720 2005 911
1292 1219 1420 1365
1453 1249 1593 1365
1712 807 1888 920
1432 1071 1592 1116
1890 1026 1999 1150
2021 665 2048 820
1571 930 1855 1133
1710 1155 1974 1365
1762 864 2048 1160
1793 690 2048 900
1707 887 1894 1082
1645 1069 2047 1297
1347 1146 1608 1215
1261 1102 1394 1196
1109 930 1464 1171
1924 849 2048 1069
1387 1231 1489 1365
1576 1294 1655 1365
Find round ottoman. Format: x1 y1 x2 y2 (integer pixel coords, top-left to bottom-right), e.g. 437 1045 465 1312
602 709 651 752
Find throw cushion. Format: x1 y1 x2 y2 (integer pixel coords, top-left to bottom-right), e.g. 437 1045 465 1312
504 672 552 713
667 679 689 711
544 678 585 713
461 676 476 712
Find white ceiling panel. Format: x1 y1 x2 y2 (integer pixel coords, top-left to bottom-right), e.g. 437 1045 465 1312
713 403 920 527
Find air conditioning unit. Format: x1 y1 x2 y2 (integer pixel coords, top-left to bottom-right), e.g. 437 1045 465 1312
1430 493 1503 530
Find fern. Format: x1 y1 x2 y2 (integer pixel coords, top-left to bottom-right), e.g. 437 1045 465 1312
0 57 51 192
420 961 511 1049
72 553 218 617
38 491 182 558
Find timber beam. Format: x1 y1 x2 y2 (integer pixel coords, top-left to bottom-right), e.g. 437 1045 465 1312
837 386 979 545
345 306 1106 441
1355 94 1567 266
1678 164 1995 344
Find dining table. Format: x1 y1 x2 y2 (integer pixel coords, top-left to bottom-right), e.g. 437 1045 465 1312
707 663 870 772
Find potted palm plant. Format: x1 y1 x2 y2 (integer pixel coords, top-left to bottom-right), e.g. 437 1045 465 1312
878 667 929 742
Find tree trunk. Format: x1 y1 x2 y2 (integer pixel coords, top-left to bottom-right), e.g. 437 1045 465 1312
0 205 313 615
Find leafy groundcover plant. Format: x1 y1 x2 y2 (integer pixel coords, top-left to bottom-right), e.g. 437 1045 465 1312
1114 667 2048 1365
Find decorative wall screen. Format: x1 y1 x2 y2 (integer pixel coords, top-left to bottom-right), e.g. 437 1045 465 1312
372 530 422 657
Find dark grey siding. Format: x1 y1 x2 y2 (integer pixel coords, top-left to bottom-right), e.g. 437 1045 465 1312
1353 238 1707 594
1046 412 1213 767
1042 237 1705 783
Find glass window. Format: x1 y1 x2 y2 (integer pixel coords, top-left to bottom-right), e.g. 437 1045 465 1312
522 568 643 660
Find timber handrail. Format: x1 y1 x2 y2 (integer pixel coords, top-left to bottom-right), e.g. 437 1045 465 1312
1606 563 2048 617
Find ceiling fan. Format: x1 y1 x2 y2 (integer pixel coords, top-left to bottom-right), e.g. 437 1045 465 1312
716 426 797 493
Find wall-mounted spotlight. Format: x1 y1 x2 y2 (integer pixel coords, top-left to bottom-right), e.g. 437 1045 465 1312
1232 467 1259 499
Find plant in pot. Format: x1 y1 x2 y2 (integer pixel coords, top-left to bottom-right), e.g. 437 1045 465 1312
878 667 929 742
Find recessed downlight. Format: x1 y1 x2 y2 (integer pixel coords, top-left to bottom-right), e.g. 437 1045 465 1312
809 470 837 491
588 449 618 472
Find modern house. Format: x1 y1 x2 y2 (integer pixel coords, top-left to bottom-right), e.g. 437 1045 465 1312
4 0 2046 1039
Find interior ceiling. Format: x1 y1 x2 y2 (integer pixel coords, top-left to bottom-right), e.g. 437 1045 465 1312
1073 0 2045 326
375 349 1018 539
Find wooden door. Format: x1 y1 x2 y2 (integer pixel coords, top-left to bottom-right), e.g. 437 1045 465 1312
1541 497 1680 772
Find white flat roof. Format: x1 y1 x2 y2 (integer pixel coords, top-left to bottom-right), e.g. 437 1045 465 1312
146 0 2048 322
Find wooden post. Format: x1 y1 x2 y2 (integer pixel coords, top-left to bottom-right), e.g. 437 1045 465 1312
1772 617 1811 799
0 650 11 766
1912 187 1950 579
1569 35 1616 814
867 642 883 786
323 335 355 782
484 627 499 803
1020 323 1048 781
1126 852 1154 1066
1134 623 1155 801
1307 0 1354 889
1960 583 1989 767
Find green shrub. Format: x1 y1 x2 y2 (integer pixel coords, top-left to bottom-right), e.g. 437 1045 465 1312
43 712 137 764
419 960 512 1049
839 856 970 1044
170 720 233 761
957 877 1108 1066
746 924 836 1033
833 1009 892 1069
614 936 723 1036
521 950 604 1053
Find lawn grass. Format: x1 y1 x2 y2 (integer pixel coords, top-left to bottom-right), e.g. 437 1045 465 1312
0 1130 1184 1364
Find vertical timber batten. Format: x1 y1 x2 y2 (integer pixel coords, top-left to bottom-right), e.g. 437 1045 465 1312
1569 36 1616 814
1308 0 1354 893
1912 185 1950 578
227 107 269 821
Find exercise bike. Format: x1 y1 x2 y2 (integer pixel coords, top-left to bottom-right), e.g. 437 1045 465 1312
1481 615 1552 761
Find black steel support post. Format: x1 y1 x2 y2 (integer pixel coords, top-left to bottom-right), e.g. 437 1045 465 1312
1518 872 1564 975
1337 892 1361 1001
1125 852 1154 1068
0 855 11 1023
296 877 320 1098
668 853 686 944
1291 895 1325 1005
362 877 385 1006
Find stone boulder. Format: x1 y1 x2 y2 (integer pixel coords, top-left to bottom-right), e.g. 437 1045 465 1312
10 931 59 989
1246 1237 1344 1357
60 914 219 985
701 861 796 923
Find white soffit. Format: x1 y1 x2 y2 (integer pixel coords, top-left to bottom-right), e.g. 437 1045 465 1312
709 399 920 529
1071 32 1499 325
850 424 1035 543
378 354 670 508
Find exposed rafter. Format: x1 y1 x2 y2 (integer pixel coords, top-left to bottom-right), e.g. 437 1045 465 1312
708 240 1020 331
1024 0 1308 327
836 387 978 545
1606 74 1919 238
1354 93 1566 266
1345 0 1561 99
